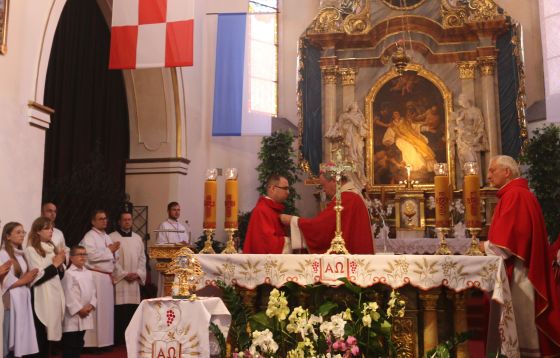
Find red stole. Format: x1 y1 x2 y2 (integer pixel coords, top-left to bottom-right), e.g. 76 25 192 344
243 196 286 254
489 178 560 355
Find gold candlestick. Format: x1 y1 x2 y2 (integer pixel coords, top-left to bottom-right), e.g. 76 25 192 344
465 227 484 256
200 228 216 254
222 228 238 254
435 227 452 255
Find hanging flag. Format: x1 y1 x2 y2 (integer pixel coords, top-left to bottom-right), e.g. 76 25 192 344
109 0 194 69
212 13 276 136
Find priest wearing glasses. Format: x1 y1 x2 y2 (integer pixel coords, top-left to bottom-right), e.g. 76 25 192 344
243 175 292 254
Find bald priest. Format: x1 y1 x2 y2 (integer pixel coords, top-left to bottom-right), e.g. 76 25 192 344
280 172 374 255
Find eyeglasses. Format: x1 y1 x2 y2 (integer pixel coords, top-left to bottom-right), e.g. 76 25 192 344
71 253 88 257
274 185 290 191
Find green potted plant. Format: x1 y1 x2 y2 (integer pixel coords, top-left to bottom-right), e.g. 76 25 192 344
519 124 560 241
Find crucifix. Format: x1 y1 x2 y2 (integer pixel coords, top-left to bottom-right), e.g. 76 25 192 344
322 149 354 255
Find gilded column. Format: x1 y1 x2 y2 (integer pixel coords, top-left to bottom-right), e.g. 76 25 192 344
339 67 357 110
478 56 500 162
448 291 470 358
456 61 477 102
321 65 338 162
419 289 440 353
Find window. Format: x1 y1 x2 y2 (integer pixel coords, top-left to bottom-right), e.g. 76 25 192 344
248 0 278 116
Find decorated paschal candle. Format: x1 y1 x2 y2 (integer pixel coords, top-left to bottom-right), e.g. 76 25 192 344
203 169 218 229
434 163 451 228
224 168 238 229
463 162 481 228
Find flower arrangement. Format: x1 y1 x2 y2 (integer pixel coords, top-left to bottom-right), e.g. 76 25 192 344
228 280 406 358
449 198 465 226
369 198 393 239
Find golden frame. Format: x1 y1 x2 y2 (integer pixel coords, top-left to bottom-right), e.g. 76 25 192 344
0 0 8 55
364 63 455 191
394 191 426 231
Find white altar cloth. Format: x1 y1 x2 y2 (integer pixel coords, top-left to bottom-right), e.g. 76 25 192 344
374 237 472 254
125 297 231 358
195 254 520 357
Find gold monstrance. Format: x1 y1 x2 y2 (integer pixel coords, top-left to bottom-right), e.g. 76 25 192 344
323 151 353 255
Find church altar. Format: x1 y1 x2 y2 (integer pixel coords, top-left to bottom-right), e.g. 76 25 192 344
374 237 472 255
195 254 519 357
125 296 231 358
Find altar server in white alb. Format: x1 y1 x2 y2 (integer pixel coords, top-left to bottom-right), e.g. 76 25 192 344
41 202 69 254
156 202 190 245
61 245 96 358
0 222 39 357
80 210 120 348
156 202 189 296
109 212 146 345
25 217 66 357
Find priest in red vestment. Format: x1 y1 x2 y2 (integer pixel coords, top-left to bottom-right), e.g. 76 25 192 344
281 173 374 254
243 175 291 254
480 155 560 357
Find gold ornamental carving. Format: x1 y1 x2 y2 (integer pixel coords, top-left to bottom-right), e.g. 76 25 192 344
310 7 342 34
512 23 529 153
342 1 372 35
441 0 468 28
457 61 477 79
321 65 339 85
339 67 357 86
468 0 499 22
478 56 496 76
392 317 415 358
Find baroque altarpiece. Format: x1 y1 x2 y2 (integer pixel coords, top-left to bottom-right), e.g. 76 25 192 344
298 0 528 238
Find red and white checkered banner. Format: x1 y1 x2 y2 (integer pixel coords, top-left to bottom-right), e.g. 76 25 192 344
109 0 194 69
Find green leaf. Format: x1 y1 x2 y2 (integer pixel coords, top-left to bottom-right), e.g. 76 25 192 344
249 311 273 331
317 301 338 316
338 277 362 294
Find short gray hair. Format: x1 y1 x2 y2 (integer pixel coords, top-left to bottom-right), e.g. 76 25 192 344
491 155 520 178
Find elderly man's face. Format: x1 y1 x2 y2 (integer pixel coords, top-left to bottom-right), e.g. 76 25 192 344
487 161 510 188
319 174 337 198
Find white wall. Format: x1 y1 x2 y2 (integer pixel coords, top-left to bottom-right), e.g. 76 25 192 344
0 0 60 230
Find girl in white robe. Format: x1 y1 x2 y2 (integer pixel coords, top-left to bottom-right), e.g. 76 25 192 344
25 217 66 357
0 222 39 357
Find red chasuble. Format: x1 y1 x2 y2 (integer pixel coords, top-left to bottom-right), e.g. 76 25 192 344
243 196 286 254
298 191 374 255
488 178 560 355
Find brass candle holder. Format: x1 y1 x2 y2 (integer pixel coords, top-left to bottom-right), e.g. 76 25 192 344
435 227 452 255
222 228 238 254
465 227 484 256
200 228 216 254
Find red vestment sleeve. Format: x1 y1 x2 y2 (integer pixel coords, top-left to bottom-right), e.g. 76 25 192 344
243 197 285 254
298 192 374 254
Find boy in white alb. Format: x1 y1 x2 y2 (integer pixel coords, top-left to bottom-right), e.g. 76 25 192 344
61 246 96 358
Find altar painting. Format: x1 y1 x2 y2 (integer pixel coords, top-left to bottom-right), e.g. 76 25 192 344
367 70 451 189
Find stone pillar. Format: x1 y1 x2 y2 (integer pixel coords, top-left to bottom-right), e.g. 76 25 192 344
477 56 500 166
339 67 357 109
321 64 338 162
449 291 470 358
419 289 440 353
456 61 477 102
